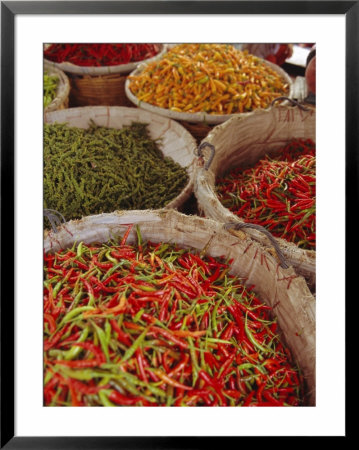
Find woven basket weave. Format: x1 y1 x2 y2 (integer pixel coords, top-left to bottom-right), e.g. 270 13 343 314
44 106 197 214
44 209 316 406
44 44 167 107
194 104 316 289
68 73 134 107
44 62 70 113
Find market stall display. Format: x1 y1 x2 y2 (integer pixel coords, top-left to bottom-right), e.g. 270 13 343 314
42 43 317 409
44 44 167 107
44 210 316 406
44 106 197 224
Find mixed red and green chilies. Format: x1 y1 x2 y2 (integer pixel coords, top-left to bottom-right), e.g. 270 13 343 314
44 44 161 67
44 226 303 407
216 139 316 250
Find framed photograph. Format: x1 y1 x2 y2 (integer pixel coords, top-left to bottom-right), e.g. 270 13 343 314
1 1 354 447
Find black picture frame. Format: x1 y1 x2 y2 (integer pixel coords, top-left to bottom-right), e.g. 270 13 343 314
1 1 354 447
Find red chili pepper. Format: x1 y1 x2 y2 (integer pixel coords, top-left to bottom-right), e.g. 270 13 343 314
152 368 193 390
44 313 57 334
149 326 188 350
109 390 144 405
73 341 106 364
54 359 99 368
158 289 172 322
70 379 110 395
262 390 284 406
44 323 70 351
198 370 226 405
73 260 89 271
110 319 132 346
44 44 160 66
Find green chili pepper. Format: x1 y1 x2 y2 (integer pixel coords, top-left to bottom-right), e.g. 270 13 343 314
244 312 272 354
98 390 115 406
44 72 59 107
120 327 149 363
60 306 96 326
187 337 199 386
43 122 188 226
93 322 110 362
64 327 90 360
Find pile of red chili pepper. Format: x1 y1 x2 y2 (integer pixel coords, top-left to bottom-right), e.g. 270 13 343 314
216 139 316 250
44 44 161 67
44 226 303 407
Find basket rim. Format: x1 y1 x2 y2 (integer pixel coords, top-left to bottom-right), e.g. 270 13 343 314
43 105 198 212
193 106 316 277
125 58 294 125
43 208 316 406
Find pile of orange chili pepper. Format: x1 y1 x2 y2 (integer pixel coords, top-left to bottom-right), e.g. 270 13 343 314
44 226 303 406
44 44 161 67
216 139 316 250
128 43 289 115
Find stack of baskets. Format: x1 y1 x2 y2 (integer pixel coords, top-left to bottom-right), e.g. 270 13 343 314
44 44 167 107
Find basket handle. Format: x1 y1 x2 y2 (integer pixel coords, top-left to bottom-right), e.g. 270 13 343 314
224 221 289 269
271 96 311 111
195 142 215 170
44 209 66 233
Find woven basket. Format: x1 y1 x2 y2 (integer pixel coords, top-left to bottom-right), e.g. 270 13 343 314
178 76 309 144
68 73 134 107
44 62 70 113
194 104 316 289
177 121 215 145
44 209 316 406
44 106 197 214
44 45 167 107
125 56 293 144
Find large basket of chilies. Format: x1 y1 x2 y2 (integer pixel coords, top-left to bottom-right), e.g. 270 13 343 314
43 209 315 407
44 62 70 113
44 43 167 107
125 43 293 143
194 104 316 290
43 106 197 225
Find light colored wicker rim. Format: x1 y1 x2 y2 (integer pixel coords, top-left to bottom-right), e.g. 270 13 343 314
44 44 167 76
44 62 70 113
43 106 197 211
125 59 293 125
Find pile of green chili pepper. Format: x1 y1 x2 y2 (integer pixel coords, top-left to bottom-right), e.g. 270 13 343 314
44 226 303 407
44 71 59 108
216 139 316 250
44 122 188 223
